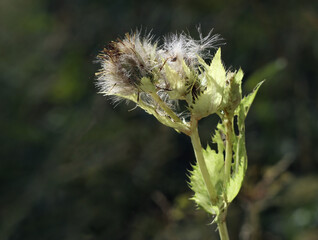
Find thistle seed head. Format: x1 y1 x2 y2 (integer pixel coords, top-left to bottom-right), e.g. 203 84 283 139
96 31 159 100
159 29 221 73
95 29 230 122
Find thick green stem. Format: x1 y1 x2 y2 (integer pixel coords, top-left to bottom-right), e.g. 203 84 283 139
190 116 231 240
190 117 218 205
217 219 230 240
224 114 233 192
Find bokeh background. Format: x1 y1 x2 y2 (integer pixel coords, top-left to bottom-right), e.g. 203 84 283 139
1 0 318 239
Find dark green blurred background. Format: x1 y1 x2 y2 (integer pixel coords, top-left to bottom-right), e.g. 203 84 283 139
1 0 318 239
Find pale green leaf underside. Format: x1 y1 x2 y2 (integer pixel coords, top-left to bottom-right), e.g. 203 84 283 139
189 145 224 215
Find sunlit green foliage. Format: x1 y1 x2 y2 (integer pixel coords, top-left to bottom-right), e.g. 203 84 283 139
1 0 317 239
189 69 264 220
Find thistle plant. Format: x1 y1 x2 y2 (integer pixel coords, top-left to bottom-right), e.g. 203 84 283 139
95 30 263 240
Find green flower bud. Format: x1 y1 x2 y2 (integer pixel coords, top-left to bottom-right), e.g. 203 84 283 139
221 69 243 114
162 60 189 100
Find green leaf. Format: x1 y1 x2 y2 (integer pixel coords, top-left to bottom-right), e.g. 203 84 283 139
209 48 226 88
226 80 265 202
227 144 246 203
203 145 225 196
239 80 265 119
189 162 217 215
189 145 224 216
232 68 243 104
212 122 225 155
189 49 226 119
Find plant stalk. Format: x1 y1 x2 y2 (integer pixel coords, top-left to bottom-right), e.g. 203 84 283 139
189 117 218 205
218 219 230 240
216 112 233 240
224 113 233 191
190 117 230 240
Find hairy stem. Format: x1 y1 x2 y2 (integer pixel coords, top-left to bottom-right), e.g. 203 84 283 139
190 117 218 205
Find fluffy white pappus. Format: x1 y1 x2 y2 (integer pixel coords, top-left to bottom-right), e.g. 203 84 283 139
95 31 160 100
129 30 160 68
160 29 221 71
96 60 135 98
